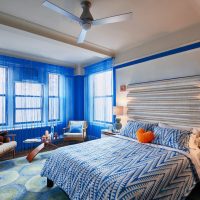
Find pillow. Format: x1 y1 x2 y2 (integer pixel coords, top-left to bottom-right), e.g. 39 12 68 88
69 124 83 133
153 126 191 151
120 120 158 139
136 128 155 143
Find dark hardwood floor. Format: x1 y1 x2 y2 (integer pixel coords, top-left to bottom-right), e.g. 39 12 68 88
186 182 200 200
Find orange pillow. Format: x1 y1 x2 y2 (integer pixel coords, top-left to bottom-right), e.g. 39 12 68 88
136 128 155 143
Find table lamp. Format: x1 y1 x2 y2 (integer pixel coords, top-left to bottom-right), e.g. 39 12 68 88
113 106 124 132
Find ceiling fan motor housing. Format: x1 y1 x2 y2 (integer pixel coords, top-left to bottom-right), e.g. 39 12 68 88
80 0 94 28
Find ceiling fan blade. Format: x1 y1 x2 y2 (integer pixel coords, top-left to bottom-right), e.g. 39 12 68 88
43 0 82 24
77 29 87 43
92 12 132 26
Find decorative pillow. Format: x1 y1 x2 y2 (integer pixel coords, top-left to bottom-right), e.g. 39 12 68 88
69 124 83 133
153 126 191 151
136 128 155 143
120 120 158 139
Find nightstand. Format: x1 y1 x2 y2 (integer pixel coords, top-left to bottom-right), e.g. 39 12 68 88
101 129 116 138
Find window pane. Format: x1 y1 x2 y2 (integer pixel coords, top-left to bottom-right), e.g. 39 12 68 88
15 82 43 123
49 98 59 120
0 67 6 94
93 70 113 123
94 71 112 96
94 97 112 122
15 82 42 96
0 96 6 124
16 97 41 108
15 109 41 123
94 98 104 121
49 74 59 96
105 97 112 122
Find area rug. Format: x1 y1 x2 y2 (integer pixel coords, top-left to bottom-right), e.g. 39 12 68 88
0 151 69 200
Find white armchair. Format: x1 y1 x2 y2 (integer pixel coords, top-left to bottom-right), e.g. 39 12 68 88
63 121 87 142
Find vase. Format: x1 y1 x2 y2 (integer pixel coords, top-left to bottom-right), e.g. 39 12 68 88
114 118 122 132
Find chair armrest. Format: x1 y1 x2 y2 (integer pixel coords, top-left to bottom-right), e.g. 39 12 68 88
63 127 70 132
7 134 16 141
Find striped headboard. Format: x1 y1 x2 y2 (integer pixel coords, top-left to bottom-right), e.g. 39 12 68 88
127 75 200 129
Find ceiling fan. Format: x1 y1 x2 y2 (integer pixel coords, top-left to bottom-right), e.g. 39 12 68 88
42 0 132 43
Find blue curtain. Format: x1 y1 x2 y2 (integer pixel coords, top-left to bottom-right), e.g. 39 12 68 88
84 58 114 139
0 55 75 152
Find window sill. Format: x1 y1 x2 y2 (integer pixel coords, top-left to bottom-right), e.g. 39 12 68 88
89 121 113 127
0 121 63 131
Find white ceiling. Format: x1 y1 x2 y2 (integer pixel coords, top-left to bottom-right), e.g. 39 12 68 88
0 24 108 67
0 0 200 66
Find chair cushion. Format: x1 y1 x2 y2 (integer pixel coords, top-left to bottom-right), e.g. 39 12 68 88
0 141 17 155
69 124 83 133
64 132 83 137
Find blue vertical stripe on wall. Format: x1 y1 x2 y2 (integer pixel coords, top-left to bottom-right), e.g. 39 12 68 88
74 75 84 120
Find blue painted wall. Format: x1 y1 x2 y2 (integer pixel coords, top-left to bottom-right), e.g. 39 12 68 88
0 54 75 152
74 75 84 120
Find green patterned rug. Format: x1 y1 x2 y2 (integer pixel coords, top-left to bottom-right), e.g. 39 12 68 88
0 152 69 200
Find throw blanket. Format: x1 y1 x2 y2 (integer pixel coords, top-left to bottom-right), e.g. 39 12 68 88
41 136 199 200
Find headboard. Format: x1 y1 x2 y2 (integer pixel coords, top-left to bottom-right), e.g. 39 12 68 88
127 75 200 129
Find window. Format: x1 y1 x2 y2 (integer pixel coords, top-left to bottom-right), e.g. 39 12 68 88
0 67 6 125
93 70 113 123
15 82 43 123
48 74 60 121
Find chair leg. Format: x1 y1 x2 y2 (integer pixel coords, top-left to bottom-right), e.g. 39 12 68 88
12 149 15 158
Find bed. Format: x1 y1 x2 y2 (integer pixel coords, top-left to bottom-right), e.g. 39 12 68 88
41 75 200 199
41 135 199 200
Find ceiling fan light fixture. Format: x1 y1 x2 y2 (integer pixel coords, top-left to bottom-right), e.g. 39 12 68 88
82 22 91 31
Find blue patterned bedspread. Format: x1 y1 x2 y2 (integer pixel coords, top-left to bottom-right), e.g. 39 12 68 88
41 136 199 200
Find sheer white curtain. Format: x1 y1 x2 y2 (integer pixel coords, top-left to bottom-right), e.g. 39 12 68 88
15 82 43 129
0 67 6 125
48 73 60 122
93 70 113 123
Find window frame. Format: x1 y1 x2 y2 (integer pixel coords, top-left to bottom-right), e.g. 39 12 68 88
14 81 44 124
48 73 60 122
0 67 7 126
92 70 113 124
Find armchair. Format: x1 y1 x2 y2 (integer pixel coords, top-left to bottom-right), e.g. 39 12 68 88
0 132 17 158
63 121 87 142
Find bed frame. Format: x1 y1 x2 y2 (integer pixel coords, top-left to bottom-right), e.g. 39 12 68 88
47 178 54 188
